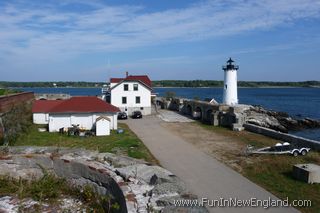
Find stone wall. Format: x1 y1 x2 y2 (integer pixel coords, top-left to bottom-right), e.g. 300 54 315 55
0 92 34 113
244 123 320 150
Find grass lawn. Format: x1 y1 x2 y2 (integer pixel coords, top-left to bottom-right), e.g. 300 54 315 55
14 123 158 164
200 123 320 213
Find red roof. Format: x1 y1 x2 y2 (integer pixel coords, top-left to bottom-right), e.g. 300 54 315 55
32 97 120 113
32 100 64 113
110 78 124 83
110 75 152 88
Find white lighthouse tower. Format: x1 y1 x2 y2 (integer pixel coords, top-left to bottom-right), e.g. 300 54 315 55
222 58 239 105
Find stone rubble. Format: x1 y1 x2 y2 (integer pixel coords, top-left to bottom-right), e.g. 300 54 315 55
0 196 85 213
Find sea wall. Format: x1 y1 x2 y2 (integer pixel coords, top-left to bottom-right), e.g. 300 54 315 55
244 123 320 150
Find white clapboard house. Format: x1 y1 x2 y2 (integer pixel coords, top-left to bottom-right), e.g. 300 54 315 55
32 97 120 136
108 74 152 115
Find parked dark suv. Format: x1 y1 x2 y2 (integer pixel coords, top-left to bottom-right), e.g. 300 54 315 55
118 112 128 120
132 111 142 119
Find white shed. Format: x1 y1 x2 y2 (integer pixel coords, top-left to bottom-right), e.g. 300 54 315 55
96 116 110 136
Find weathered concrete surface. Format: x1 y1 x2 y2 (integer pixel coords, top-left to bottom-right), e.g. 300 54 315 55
123 116 299 213
293 164 320 184
157 110 194 123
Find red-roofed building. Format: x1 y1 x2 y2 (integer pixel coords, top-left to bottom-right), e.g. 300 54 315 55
32 97 120 135
110 75 152 88
108 73 153 115
32 100 64 124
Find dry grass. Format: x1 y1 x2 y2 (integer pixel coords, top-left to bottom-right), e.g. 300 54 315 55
200 124 320 213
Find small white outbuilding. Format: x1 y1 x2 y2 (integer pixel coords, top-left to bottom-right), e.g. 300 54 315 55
96 116 110 136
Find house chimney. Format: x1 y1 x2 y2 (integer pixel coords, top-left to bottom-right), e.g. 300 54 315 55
126 71 128 77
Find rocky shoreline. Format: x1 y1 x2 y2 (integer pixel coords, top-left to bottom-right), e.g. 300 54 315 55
244 106 320 133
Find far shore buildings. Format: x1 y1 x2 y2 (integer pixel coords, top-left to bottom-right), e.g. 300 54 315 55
107 73 153 116
32 97 120 136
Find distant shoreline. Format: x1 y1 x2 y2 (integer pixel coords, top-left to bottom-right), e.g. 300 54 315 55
154 86 319 89
9 86 320 89
2 80 319 89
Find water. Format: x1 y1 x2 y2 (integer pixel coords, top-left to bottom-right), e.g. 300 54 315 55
14 87 102 96
15 87 320 141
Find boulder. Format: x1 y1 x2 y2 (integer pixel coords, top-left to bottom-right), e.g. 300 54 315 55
116 164 173 183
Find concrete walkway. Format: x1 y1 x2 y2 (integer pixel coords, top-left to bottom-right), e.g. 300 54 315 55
124 116 298 213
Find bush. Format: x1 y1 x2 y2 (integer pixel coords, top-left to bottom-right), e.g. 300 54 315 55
1 103 32 145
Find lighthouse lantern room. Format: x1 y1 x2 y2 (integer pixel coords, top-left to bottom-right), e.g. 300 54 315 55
222 58 239 106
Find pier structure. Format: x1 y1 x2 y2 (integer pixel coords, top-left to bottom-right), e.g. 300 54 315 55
162 97 247 130
158 97 320 150
222 58 239 106
35 93 70 100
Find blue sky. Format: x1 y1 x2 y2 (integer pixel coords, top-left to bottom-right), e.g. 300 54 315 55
1 0 320 82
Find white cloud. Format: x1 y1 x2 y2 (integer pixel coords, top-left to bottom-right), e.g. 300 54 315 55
0 0 320 63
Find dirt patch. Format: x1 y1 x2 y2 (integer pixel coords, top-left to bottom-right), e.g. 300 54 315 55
161 122 251 172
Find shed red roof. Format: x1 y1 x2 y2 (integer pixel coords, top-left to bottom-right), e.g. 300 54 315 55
32 100 64 113
32 97 120 113
110 75 152 88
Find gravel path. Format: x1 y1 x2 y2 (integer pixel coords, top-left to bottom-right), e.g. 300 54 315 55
123 115 298 213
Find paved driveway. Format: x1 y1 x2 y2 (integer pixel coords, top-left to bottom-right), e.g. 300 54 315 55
123 116 298 213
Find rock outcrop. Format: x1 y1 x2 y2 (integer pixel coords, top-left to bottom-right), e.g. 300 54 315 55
244 106 320 133
0 146 208 213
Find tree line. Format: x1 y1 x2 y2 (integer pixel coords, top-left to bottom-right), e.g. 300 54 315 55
0 81 105 88
1 80 319 88
152 80 320 88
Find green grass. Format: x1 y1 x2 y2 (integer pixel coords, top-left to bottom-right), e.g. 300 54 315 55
198 123 320 213
14 123 158 164
0 174 117 212
0 88 19 96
